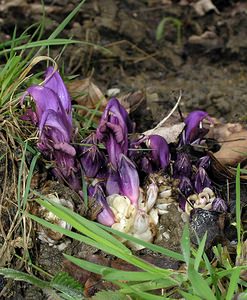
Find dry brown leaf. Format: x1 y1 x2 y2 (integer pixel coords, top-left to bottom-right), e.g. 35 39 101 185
118 90 145 113
213 129 247 166
67 78 107 117
144 122 185 144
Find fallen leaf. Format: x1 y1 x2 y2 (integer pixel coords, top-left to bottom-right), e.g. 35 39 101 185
67 78 107 118
144 122 185 144
213 129 247 166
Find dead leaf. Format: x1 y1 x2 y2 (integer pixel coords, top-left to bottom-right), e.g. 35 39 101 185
144 122 185 144
118 90 145 113
213 129 247 166
67 78 107 118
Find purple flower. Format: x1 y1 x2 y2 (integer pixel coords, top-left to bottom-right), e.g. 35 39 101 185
174 152 192 178
179 176 194 197
181 110 212 145
106 167 121 195
44 67 72 117
79 134 104 178
178 176 194 210
194 167 212 193
212 197 228 212
146 135 170 170
118 154 140 206
198 155 211 170
96 98 132 166
21 67 79 190
106 134 123 169
90 184 115 226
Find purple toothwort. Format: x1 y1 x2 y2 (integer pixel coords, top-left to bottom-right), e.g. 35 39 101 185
146 135 170 170
90 184 115 226
22 67 79 190
212 197 228 212
118 154 140 206
194 167 212 193
181 110 213 145
174 152 192 178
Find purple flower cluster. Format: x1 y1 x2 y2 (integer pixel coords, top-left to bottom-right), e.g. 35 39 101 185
21 67 80 190
22 67 227 226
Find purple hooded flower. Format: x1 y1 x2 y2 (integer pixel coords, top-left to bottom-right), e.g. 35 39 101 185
90 184 115 226
44 67 72 117
146 135 170 170
21 67 79 190
212 197 228 212
106 167 121 196
118 154 140 206
198 155 211 170
96 98 132 166
174 152 192 178
194 167 212 193
181 110 213 145
178 176 194 210
79 134 105 178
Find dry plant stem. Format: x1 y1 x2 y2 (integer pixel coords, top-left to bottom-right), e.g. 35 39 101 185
145 90 182 135
105 40 167 70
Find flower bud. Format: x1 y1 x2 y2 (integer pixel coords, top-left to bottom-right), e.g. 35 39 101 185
174 152 192 178
146 135 170 170
194 167 212 193
212 197 228 212
118 154 140 206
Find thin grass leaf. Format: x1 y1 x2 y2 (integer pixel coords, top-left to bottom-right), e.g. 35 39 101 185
32 194 131 254
117 283 168 300
97 223 187 262
92 291 129 300
181 224 190 266
202 252 220 298
22 152 40 210
236 164 242 257
28 213 129 256
0 268 48 289
63 254 122 276
119 277 184 293
46 0 85 41
179 291 201 300
194 232 207 271
188 267 217 300
17 141 27 214
102 270 170 282
30 197 173 275
225 267 241 300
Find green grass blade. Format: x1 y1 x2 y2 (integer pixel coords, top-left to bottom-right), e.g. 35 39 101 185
97 223 186 262
179 291 202 300
0 268 48 289
225 267 241 300
28 213 128 256
33 194 131 254
47 0 86 40
236 164 242 257
188 267 217 300
22 152 40 211
0 39 103 55
181 224 190 266
194 232 207 271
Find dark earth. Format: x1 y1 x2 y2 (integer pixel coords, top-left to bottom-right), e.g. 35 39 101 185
0 0 247 298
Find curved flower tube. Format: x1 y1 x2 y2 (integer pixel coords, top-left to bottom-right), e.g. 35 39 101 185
146 135 170 170
181 110 213 145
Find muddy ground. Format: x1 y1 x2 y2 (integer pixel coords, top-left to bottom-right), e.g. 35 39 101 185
0 0 247 298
